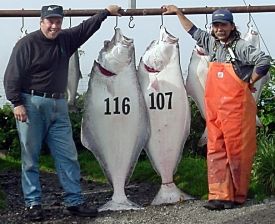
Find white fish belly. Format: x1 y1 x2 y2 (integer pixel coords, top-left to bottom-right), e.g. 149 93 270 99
67 51 81 106
81 65 148 185
186 49 209 119
139 61 190 181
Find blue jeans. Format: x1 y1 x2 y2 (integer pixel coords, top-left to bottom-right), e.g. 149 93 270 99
16 93 84 207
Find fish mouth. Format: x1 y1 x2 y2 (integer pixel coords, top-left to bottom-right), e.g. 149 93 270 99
109 28 134 64
160 27 178 44
195 45 207 56
114 28 133 47
96 28 134 74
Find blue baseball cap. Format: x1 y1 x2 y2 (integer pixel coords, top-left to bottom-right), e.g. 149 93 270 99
212 9 233 24
41 5 64 19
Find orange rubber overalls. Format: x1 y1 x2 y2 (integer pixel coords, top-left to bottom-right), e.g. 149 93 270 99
205 62 257 204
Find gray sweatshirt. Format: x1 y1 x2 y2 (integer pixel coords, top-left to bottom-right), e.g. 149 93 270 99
188 26 271 82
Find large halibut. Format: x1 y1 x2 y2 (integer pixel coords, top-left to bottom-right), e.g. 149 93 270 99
81 28 149 211
137 27 192 205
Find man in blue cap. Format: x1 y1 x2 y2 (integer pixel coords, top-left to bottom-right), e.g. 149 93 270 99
4 4 121 222
161 5 271 210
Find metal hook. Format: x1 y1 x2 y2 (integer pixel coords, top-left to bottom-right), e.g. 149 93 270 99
160 13 164 29
114 16 118 30
205 6 209 30
246 4 253 28
69 8 72 28
247 13 252 28
247 6 253 28
20 8 25 33
128 16 135 28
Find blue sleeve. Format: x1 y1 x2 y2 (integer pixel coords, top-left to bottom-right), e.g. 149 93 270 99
256 64 271 77
188 25 198 36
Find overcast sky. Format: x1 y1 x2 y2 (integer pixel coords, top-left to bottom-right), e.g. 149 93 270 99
0 0 274 104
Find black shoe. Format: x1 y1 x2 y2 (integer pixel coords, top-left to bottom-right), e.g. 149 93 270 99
26 205 43 221
65 203 98 217
203 200 234 210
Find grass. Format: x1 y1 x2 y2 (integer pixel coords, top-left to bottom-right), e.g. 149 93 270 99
76 150 208 200
0 156 21 171
176 156 208 199
78 150 106 183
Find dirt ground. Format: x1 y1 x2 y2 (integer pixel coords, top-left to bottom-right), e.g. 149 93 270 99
0 170 159 223
0 170 274 224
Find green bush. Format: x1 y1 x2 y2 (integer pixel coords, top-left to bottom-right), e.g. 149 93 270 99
185 99 206 157
258 61 275 134
251 131 275 195
0 104 20 158
0 96 86 157
69 93 86 151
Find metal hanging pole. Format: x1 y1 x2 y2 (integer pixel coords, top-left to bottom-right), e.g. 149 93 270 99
0 5 275 17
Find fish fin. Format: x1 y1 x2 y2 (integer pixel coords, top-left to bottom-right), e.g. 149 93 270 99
256 116 263 128
197 127 208 147
98 199 143 212
151 183 194 205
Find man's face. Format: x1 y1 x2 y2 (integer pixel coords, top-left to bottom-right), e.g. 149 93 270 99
40 17 63 40
212 22 235 42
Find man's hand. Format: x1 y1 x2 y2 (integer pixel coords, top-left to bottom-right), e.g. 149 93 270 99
161 5 194 32
162 5 179 15
248 83 257 93
106 5 122 16
249 72 261 93
13 105 28 122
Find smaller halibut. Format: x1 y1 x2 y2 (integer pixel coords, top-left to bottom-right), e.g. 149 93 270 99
67 50 82 110
81 28 149 211
243 26 270 127
186 45 209 147
137 27 193 205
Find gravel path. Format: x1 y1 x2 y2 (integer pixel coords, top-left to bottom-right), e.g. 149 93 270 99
0 170 274 224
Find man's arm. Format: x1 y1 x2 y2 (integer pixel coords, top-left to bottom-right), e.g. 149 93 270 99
64 5 122 54
4 41 28 122
162 5 194 32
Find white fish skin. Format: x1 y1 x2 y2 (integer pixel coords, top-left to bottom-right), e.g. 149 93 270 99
137 27 193 205
67 50 82 110
186 45 209 147
81 28 149 211
186 27 268 146
243 27 271 127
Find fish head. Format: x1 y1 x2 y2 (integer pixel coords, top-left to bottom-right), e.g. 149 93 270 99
97 28 134 74
243 26 260 48
194 45 208 56
159 26 178 44
142 27 179 72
